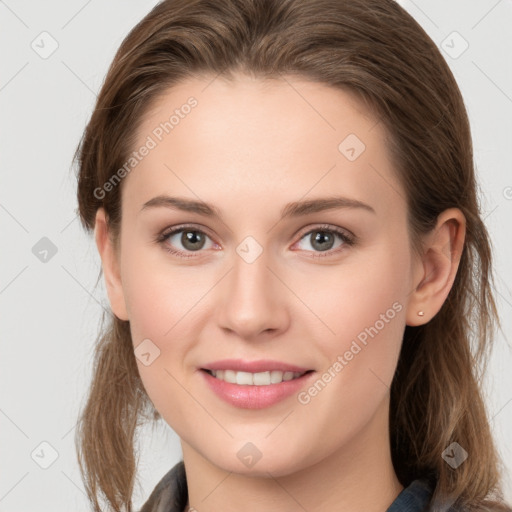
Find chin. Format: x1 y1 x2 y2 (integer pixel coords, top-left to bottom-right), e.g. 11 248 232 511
208 446 309 478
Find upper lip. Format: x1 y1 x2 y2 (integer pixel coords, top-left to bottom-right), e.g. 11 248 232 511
201 359 313 373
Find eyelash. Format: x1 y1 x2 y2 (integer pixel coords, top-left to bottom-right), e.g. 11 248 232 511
154 223 356 259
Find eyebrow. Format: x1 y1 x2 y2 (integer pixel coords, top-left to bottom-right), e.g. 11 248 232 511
140 195 376 219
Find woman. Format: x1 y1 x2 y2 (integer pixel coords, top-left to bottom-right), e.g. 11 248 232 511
73 0 511 511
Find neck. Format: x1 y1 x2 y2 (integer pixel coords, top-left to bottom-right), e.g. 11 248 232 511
181 396 403 512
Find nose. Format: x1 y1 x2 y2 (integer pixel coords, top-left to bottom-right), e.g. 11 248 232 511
215 245 290 340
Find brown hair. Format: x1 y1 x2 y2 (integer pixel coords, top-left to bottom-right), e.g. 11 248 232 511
73 0 511 511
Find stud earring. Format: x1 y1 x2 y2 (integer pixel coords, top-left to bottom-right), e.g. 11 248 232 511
417 310 425 316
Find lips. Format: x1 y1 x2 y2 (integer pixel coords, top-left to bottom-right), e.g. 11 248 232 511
199 359 316 409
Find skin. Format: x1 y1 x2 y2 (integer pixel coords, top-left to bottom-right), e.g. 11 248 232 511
94 74 466 512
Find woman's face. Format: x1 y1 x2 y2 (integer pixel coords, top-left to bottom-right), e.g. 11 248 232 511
107 74 422 476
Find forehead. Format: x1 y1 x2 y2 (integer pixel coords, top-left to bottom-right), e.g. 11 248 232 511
123 74 405 220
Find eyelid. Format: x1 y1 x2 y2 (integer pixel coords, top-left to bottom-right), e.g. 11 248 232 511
294 223 355 241
155 223 219 255
155 222 355 258
157 222 354 242
157 223 216 241
290 223 355 258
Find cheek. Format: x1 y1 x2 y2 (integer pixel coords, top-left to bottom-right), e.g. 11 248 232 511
297 238 408 336
299 242 409 397
120 241 207 342
119 241 222 408
120 250 201 421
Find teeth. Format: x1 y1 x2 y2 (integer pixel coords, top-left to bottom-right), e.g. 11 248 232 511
210 369 305 385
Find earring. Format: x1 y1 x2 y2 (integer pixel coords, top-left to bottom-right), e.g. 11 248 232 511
417 310 425 316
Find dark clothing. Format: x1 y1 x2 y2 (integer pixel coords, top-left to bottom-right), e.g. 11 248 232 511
138 460 457 512
139 461 188 512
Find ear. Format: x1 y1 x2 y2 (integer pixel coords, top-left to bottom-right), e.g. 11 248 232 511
406 208 466 326
94 208 129 321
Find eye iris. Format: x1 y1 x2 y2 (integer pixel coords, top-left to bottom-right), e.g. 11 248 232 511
170 228 343 253
182 230 205 251
311 231 334 251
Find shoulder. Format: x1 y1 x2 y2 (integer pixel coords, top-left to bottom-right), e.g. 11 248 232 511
138 460 188 512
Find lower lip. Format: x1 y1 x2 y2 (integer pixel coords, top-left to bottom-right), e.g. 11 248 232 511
199 369 315 409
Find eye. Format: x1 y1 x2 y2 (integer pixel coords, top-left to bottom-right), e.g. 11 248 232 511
156 224 217 258
155 223 355 259
293 224 355 258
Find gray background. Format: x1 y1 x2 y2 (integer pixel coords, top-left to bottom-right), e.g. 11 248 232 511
0 0 511 510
